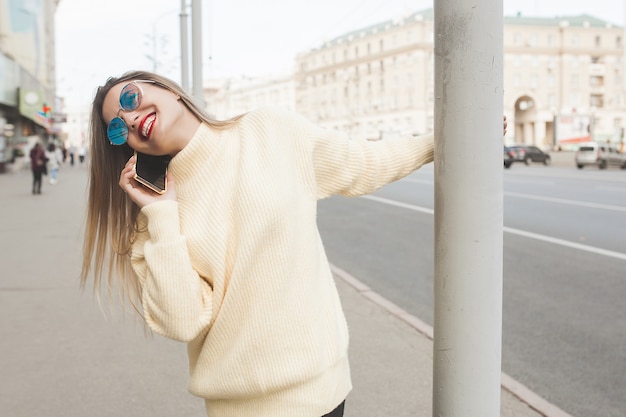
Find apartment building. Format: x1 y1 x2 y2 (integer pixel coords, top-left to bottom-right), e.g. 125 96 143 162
207 9 624 149
204 75 295 120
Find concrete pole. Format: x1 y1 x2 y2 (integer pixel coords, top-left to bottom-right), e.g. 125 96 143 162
432 1 503 416
179 0 190 93
191 0 205 106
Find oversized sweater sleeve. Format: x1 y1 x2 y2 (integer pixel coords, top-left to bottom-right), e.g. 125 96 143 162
131 200 213 342
288 111 434 199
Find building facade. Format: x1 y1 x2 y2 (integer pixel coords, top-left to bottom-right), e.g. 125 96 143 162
0 0 61 172
205 9 624 149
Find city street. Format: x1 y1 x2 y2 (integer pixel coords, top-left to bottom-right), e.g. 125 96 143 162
317 160 626 417
1 155 624 417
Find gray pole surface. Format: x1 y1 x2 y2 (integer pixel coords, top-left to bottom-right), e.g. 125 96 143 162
180 0 189 93
433 1 503 416
191 0 205 106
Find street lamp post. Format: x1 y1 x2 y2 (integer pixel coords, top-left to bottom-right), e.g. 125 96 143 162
180 0 190 92
146 10 179 73
191 0 205 106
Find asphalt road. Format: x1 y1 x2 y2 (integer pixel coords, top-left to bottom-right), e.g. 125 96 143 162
317 162 626 417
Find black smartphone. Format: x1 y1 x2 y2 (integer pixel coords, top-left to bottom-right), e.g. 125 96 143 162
134 151 170 194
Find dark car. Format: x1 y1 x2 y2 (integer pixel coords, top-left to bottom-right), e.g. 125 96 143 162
504 146 514 168
509 145 551 166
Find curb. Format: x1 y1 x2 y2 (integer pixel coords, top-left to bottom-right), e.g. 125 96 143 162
330 263 575 417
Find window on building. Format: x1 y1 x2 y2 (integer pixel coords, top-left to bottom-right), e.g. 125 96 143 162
548 94 556 108
547 75 555 88
617 36 623 48
514 33 521 45
590 76 604 87
548 34 556 46
613 117 622 132
572 34 579 46
530 74 538 88
571 74 579 88
590 94 604 108
513 73 521 87
595 36 602 47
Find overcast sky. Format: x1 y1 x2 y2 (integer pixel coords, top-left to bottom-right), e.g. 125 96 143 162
55 0 624 108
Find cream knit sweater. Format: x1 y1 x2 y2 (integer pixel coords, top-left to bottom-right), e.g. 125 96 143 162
130 107 434 417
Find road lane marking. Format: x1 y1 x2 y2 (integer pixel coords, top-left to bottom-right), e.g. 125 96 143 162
505 191 626 213
504 227 626 261
362 195 626 261
363 195 434 214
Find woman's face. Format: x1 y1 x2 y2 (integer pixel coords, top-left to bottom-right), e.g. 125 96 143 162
101 80 195 156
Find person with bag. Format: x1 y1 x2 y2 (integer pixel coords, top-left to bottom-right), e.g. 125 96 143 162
29 142 48 194
45 142 63 184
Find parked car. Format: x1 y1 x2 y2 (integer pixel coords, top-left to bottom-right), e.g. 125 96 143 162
504 146 514 168
575 142 626 169
508 145 551 165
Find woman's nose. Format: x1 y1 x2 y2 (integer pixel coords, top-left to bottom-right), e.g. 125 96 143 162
122 112 140 131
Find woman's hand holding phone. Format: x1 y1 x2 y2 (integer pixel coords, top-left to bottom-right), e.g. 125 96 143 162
119 155 177 209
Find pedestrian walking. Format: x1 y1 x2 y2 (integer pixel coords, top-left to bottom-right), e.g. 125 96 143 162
29 142 48 194
45 142 63 184
78 145 86 164
80 70 437 417
69 144 76 166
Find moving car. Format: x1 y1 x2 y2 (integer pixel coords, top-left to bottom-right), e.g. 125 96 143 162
508 145 551 165
504 146 514 168
575 142 626 169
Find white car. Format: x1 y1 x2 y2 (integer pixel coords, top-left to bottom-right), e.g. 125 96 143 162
575 142 626 169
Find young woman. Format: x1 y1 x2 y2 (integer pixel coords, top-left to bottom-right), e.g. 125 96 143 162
81 70 435 417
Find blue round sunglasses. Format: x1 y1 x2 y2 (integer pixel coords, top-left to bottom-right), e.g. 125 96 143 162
107 80 156 145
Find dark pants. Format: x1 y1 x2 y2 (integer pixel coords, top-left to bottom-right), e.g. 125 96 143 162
322 401 345 417
32 170 43 194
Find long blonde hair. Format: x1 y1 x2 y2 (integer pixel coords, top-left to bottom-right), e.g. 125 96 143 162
81 70 242 313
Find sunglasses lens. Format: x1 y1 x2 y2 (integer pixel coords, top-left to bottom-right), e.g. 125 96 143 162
119 83 142 111
107 117 128 145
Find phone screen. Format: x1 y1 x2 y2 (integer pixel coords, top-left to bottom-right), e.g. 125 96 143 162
134 152 170 194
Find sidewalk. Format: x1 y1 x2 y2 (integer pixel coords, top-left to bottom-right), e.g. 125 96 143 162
0 164 549 417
